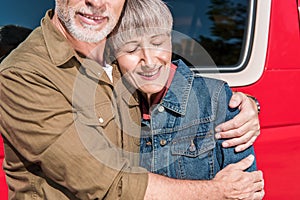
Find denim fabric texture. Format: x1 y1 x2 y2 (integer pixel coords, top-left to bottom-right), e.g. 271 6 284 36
140 59 256 180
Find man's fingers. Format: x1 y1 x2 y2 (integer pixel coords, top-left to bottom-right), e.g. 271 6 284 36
216 124 246 139
234 136 257 152
230 91 245 108
215 118 260 150
253 190 265 200
215 116 245 134
215 111 258 137
216 91 259 135
252 170 264 183
220 130 254 148
253 180 264 193
225 155 255 171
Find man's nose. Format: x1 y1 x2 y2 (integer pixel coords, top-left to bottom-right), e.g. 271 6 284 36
85 0 106 9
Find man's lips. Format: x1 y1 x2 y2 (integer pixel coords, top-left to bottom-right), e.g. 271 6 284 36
77 12 107 25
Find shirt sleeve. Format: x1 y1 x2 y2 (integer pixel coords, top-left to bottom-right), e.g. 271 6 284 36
0 67 148 199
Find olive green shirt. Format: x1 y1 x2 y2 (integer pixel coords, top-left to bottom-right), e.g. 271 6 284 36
0 10 148 200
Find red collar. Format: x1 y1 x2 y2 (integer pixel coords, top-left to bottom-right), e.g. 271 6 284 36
140 64 177 120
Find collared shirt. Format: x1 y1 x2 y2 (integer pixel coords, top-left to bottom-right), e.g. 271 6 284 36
0 10 148 200
140 64 177 120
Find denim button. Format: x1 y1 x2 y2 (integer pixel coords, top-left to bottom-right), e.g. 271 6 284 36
146 141 152 146
189 140 196 152
158 106 165 112
160 139 167 146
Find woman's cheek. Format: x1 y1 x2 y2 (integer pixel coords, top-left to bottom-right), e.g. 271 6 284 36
118 55 139 73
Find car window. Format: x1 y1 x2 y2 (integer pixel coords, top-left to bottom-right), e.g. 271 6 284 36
0 1 54 29
1 0 254 72
165 0 254 72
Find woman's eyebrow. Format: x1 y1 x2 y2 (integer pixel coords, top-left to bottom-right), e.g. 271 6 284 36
123 40 139 45
150 33 168 39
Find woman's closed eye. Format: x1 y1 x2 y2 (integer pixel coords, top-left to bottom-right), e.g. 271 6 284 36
121 43 139 54
150 36 166 47
150 34 171 49
151 41 163 47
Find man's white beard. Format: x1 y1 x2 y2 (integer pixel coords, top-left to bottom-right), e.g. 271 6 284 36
57 5 117 43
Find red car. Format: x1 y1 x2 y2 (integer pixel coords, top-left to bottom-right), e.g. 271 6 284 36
1 0 300 199
170 1 300 199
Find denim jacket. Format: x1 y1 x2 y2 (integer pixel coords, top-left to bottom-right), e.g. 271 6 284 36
139 59 256 180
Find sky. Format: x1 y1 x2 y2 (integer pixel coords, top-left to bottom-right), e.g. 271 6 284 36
0 0 54 29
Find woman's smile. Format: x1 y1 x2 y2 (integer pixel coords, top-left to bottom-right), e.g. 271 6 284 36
137 66 162 80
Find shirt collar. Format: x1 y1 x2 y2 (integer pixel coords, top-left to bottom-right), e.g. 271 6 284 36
42 10 113 84
42 10 76 67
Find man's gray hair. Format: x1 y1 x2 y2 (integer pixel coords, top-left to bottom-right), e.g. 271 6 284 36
108 0 173 53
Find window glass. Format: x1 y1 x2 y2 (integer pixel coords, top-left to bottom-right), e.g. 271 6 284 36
0 1 54 29
1 0 252 71
165 0 253 71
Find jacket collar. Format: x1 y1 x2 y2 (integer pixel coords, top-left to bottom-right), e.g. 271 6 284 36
121 59 194 116
160 59 194 115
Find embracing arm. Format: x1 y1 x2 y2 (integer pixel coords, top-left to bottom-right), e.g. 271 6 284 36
145 155 264 200
215 92 260 152
0 69 263 199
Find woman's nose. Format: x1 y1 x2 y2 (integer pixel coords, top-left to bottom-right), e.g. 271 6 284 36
140 47 155 65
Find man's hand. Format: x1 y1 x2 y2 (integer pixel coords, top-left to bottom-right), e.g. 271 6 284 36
215 92 260 152
213 155 265 200
145 155 264 200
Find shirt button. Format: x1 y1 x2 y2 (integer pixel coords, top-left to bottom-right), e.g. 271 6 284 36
158 106 165 112
146 141 152 146
98 118 104 123
160 139 167 146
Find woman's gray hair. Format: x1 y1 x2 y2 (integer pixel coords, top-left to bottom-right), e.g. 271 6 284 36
108 0 173 54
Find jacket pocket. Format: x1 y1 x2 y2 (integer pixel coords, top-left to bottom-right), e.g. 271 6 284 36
171 130 215 158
